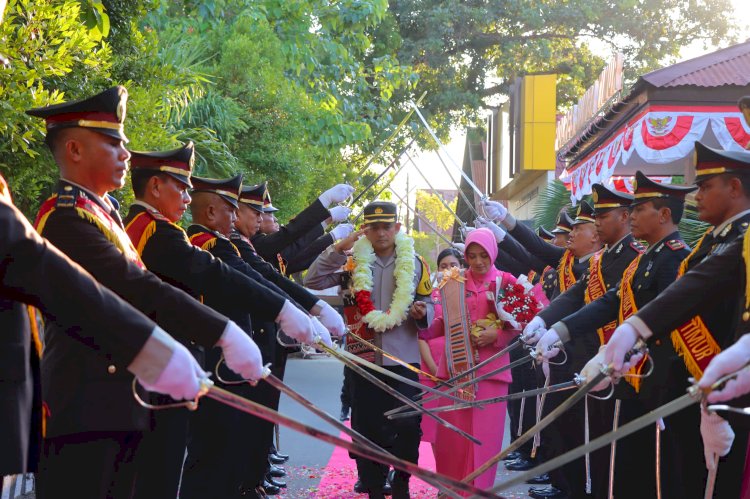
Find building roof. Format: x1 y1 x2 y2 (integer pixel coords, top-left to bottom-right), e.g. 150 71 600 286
640 39 750 88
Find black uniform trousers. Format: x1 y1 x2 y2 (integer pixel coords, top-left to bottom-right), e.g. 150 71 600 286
350 364 421 498
180 348 262 499
341 365 355 409
507 345 538 459
38 431 142 499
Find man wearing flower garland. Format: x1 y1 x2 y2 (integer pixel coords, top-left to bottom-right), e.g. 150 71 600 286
305 200 433 499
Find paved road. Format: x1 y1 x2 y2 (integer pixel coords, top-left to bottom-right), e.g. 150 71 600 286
277 355 532 498
5 354 534 498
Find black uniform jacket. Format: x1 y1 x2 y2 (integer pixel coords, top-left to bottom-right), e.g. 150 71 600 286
35 181 229 437
0 188 158 474
278 228 333 275
251 199 330 262
540 235 643 328
560 231 690 405
124 203 287 332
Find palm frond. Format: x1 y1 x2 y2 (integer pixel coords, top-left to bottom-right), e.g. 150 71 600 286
532 180 573 230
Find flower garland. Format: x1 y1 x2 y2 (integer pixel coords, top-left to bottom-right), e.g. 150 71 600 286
351 231 416 332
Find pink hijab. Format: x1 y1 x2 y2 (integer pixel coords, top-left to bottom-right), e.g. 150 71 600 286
464 227 498 263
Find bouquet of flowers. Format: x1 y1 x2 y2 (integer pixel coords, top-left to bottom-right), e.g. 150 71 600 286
495 274 548 330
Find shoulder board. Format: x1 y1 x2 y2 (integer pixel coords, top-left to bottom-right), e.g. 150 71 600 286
665 239 686 251
740 221 750 235
630 240 646 253
189 231 218 251
416 255 432 296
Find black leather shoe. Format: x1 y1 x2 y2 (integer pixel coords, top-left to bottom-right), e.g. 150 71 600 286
340 406 350 421
272 450 289 460
265 474 286 488
261 481 280 496
505 457 534 471
269 453 287 465
528 485 569 499
354 480 366 493
268 465 286 478
503 450 522 461
526 473 551 485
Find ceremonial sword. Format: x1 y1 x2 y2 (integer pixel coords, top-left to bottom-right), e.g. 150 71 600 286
386 354 536 420
349 138 415 208
389 378 582 419
385 339 526 416
462 341 648 484
477 367 748 497
404 151 467 229
351 160 410 222
386 186 456 246
315 340 483 445
347 331 465 393
132 378 499 499
352 91 427 179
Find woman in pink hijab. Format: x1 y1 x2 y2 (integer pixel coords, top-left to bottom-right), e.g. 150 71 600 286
419 228 520 492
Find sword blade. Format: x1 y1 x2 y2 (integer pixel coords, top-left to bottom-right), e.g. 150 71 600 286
317 341 483 445
399 354 535 414
353 92 426 179
333 340 472 406
196 381 499 499
385 340 524 416
388 380 580 419
482 391 699 496
462 371 608 484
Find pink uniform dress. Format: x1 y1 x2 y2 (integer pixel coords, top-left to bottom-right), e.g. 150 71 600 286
419 229 519 492
419 289 446 446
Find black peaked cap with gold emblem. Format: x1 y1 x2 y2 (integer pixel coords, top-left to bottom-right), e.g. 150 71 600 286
26 86 128 142
191 174 243 209
693 141 750 182
262 182 279 213
630 171 696 206
363 200 398 224
239 182 266 212
551 211 574 234
129 141 194 187
537 226 555 242
591 183 633 215
571 200 595 226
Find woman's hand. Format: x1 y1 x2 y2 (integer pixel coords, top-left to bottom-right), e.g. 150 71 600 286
471 326 499 348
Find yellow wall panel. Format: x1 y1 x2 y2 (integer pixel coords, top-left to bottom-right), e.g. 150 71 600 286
520 75 556 171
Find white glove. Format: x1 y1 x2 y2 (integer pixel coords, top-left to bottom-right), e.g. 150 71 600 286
700 409 735 470
328 205 351 223
603 322 640 372
311 316 333 348
330 223 354 241
475 217 506 243
138 342 206 400
535 329 561 360
482 199 508 222
580 346 611 392
522 316 547 344
317 300 345 337
276 300 316 344
217 321 264 380
319 184 355 208
700 334 750 403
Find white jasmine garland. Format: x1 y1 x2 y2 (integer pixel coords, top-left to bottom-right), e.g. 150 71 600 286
351 231 416 332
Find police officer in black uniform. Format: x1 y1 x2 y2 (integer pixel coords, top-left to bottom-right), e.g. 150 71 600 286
526 183 643 498
536 171 696 498
603 145 750 499
122 144 323 498
25 87 271 498
182 175 341 498
0 173 201 485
